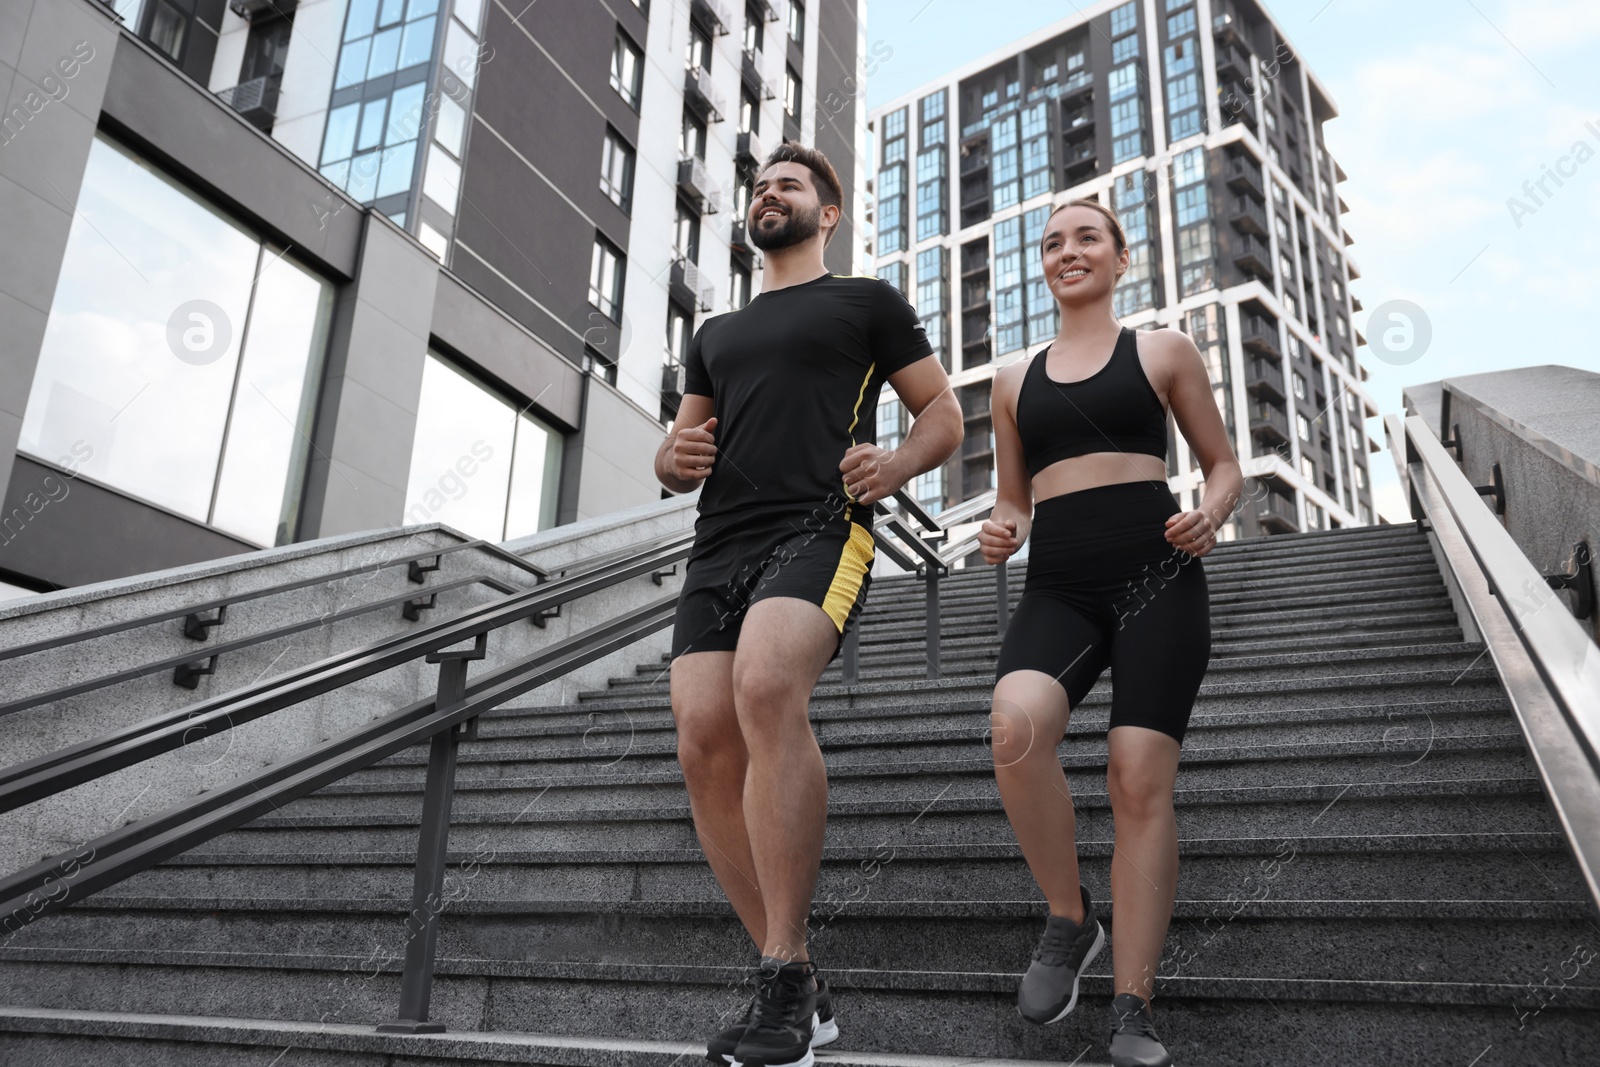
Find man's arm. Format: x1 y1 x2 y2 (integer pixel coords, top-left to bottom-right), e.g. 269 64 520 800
838 355 963 507
656 393 717 494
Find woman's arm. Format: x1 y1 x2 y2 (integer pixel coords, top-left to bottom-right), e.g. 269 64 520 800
978 359 1034 564
1151 329 1244 555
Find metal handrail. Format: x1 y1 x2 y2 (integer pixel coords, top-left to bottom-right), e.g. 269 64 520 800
0 528 694 815
0 536 546 664
1387 412 1600 909
0 523 694 1034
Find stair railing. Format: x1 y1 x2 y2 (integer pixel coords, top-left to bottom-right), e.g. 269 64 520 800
1387 412 1600 911
0 525 695 1033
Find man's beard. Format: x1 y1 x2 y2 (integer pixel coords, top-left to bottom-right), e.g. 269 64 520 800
749 202 822 250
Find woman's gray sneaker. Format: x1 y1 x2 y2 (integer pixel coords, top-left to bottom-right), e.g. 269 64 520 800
1106 992 1173 1067
1016 883 1106 1024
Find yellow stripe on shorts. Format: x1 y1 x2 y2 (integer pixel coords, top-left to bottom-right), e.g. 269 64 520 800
821 523 876 632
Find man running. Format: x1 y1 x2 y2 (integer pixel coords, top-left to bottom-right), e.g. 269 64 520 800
655 141 963 1067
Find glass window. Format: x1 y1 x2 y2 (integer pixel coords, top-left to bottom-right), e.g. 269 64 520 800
686 25 712 72
1111 33 1138 63
877 260 906 294
589 235 625 321
403 355 563 541
730 261 752 308
600 128 635 210
366 25 402 78
788 0 804 45
19 134 331 545
882 108 906 141
1109 1 1138 37
322 103 361 163
423 144 462 211
397 15 436 69
434 92 467 156
453 0 484 33
442 19 479 88
611 31 642 107
785 65 801 116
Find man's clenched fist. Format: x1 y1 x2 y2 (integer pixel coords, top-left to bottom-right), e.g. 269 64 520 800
670 416 718 483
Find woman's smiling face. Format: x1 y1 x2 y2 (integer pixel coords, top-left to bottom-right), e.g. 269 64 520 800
1041 204 1129 304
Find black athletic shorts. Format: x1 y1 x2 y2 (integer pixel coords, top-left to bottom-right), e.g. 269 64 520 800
994 481 1212 744
670 509 876 663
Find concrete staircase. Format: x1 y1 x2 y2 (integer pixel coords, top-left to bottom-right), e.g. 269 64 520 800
1 522 1597 1065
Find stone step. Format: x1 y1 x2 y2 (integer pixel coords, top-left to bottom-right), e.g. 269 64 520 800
118 832 1585 906
0 952 1591 1065
181 778 1559 856
0 1008 1101 1067
282 734 1530 818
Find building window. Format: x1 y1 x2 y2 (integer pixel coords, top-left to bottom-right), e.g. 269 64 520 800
740 88 760 134
686 23 712 73
914 468 943 514
335 0 441 90
1297 413 1312 441
319 80 428 204
1292 370 1307 399
877 162 906 254
784 65 802 117
787 0 804 45
611 31 643 107
916 246 948 366
877 260 906 294
915 148 947 241
744 4 764 52
666 303 691 366
730 260 752 309
600 128 635 211
681 109 708 160
878 396 905 449
589 235 625 321
18 133 333 547
675 201 701 263
404 354 564 542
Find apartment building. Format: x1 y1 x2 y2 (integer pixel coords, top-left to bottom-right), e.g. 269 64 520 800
866 0 1376 538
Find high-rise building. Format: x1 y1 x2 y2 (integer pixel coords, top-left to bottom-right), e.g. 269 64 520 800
866 0 1376 539
0 0 866 597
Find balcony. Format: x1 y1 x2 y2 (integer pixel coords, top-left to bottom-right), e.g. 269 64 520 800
227 0 288 16
1225 150 1264 199
741 48 771 99
677 156 722 214
960 147 990 176
684 66 725 123
1244 356 1285 400
1218 80 1257 129
961 282 990 313
1212 1 1244 44
1228 194 1268 236
750 0 778 21
1233 232 1272 279
735 129 764 167
1060 69 1094 98
1256 488 1298 532
729 221 759 260
689 0 730 36
1063 139 1097 180
1061 104 1094 139
1214 39 1251 81
662 360 686 400
1240 312 1280 357
1249 400 1290 446
216 74 281 132
670 257 716 313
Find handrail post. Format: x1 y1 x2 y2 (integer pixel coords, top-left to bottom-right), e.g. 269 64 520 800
924 565 942 680
377 632 488 1034
995 559 1009 637
842 626 860 686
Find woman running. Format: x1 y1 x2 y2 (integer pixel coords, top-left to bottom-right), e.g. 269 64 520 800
977 198 1243 1067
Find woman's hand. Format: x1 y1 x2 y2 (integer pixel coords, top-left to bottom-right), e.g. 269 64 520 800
978 516 1025 565
1165 509 1218 557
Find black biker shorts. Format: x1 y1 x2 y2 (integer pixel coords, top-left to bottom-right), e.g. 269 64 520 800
994 481 1212 744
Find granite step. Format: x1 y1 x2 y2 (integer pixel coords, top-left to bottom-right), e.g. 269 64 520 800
0 951 1592 1066
115 832 1586 906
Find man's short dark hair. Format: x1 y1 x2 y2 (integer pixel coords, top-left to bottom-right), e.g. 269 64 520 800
759 141 844 245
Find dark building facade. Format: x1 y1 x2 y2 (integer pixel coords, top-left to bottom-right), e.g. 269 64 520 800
0 0 866 600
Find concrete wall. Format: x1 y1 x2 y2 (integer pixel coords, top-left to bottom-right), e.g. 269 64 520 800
1407 366 1600 645
0 0 119 508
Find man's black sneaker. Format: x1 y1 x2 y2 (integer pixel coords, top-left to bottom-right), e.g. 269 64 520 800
707 973 838 1065
1017 883 1106 1024
1107 992 1173 1067
704 986 758 1065
730 957 819 1067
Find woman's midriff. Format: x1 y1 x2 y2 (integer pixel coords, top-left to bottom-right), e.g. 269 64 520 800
1029 452 1170 499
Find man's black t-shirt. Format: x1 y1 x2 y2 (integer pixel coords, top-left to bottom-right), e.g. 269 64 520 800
683 272 934 543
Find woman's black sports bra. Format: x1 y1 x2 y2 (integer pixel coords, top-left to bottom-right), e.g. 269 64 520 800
1015 327 1169 478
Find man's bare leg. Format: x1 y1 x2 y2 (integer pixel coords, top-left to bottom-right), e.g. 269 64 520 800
731 596 839 964
671 649 767 948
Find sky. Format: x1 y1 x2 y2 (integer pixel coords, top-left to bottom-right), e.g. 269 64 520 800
862 0 1600 523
